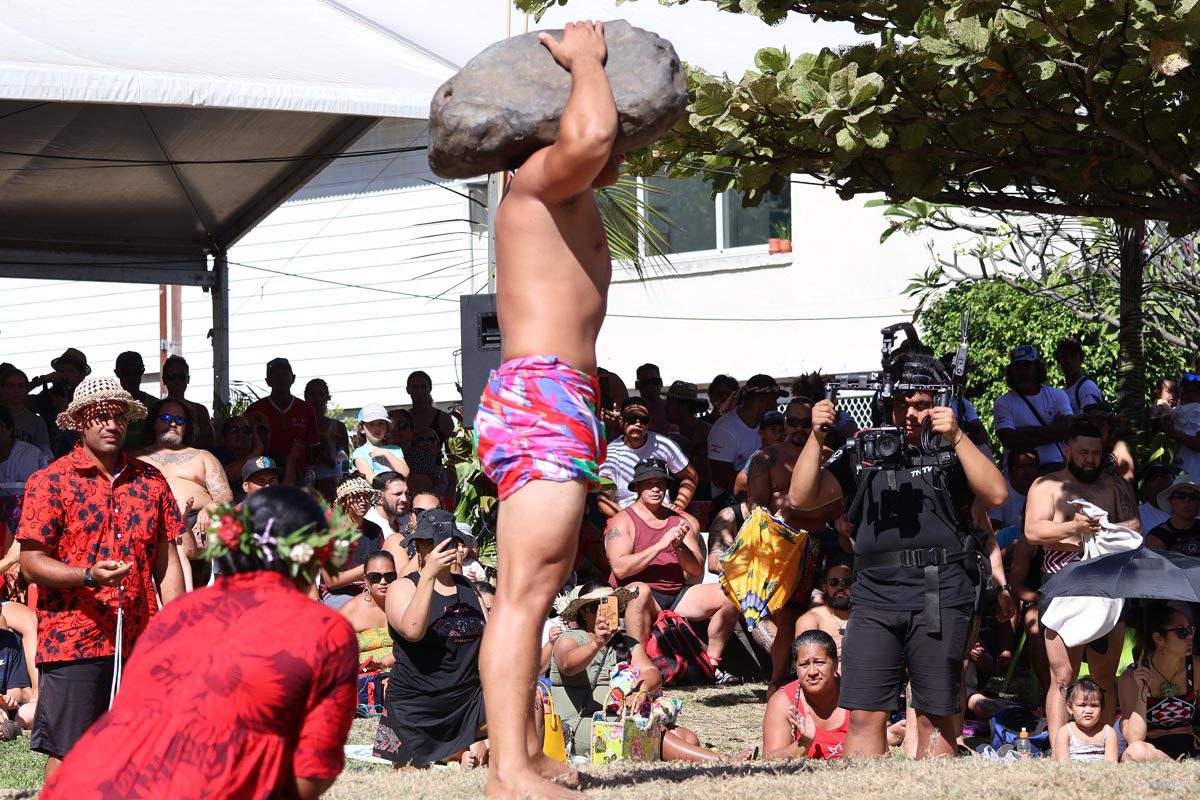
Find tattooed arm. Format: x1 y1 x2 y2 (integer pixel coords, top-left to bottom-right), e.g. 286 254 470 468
1113 474 1142 533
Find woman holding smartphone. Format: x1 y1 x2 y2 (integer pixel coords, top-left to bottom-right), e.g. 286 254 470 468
549 581 749 761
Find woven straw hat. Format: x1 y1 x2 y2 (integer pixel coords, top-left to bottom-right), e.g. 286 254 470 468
335 475 382 506
57 376 147 431
557 585 639 623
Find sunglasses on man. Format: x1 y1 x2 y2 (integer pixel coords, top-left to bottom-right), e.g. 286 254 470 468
826 577 853 588
623 413 651 426
157 413 187 427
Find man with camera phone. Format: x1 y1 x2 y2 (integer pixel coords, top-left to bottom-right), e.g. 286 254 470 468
787 351 1009 759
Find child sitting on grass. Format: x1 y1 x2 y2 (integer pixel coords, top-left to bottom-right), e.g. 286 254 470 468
1053 678 1116 762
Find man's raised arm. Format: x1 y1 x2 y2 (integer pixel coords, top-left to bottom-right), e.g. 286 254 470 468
510 21 617 202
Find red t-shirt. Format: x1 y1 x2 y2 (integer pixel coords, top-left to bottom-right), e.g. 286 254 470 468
42 570 359 799
245 396 320 478
16 445 183 664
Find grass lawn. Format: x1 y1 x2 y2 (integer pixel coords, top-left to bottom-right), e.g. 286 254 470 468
5 684 1200 798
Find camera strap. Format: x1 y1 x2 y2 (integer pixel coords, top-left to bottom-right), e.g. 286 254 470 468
1014 392 1065 461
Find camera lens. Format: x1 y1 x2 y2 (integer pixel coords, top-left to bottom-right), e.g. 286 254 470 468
877 433 900 458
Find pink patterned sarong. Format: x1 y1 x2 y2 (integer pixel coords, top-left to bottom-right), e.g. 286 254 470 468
475 356 605 500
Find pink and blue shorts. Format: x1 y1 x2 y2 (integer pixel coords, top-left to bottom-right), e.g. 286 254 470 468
475 356 605 500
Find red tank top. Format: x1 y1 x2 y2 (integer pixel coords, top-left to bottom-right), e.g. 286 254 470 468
609 507 686 595
782 679 849 760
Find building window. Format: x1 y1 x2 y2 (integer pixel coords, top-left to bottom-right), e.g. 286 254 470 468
640 173 790 256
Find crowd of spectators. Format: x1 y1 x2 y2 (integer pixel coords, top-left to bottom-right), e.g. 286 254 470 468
1 339 1200 781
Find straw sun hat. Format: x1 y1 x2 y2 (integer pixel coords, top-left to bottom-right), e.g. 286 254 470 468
555 585 639 624
56 376 148 431
334 475 382 506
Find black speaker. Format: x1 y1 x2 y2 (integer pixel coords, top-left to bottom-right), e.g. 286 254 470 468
459 294 501 428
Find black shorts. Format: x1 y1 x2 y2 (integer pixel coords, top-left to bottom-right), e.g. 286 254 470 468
31 656 115 758
840 603 974 716
650 587 685 612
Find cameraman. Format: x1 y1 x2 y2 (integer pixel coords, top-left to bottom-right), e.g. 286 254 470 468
787 352 1010 759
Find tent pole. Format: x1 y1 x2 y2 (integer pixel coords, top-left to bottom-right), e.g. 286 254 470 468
211 250 230 413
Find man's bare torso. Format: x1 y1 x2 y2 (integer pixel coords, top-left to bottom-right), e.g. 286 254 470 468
494 187 610 373
1036 468 1138 545
137 447 225 515
799 604 848 651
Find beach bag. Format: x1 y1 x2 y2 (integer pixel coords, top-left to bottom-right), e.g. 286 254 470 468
590 689 662 765
644 610 715 686
537 680 567 763
356 672 385 718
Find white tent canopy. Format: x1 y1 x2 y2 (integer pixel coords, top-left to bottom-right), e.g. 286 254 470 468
0 0 454 401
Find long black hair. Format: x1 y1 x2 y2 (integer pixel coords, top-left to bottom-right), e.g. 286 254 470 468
791 629 838 663
218 486 328 577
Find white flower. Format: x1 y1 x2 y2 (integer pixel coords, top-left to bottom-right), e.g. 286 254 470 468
289 543 315 564
333 540 350 556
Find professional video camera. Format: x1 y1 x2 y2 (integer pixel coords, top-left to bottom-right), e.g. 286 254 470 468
823 313 970 471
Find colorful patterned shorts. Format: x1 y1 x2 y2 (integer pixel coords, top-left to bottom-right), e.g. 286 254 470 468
475 356 605 500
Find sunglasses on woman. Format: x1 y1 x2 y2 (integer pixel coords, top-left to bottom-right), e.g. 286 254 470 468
158 413 186 426
1158 625 1196 639
367 571 398 585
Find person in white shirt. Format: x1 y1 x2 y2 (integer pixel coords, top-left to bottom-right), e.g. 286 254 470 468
599 397 696 516
994 344 1073 472
1138 464 1178 534
707 374 785 501
0 406 42 487
1055 338 1104 415
1163 374 1200 482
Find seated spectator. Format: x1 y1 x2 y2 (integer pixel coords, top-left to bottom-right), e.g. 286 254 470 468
161 355 216 451
352 404 409 478
1119 603 1200 761
550 583 748 762
598 397 697 517
215 416 263 499
1146 474 1200 555
634 363 670 433
456 523 488 583
305 378 350 502
28 348 92 458
1053 678 1117 762
1139 464 1178 533
0 367 50 457
0 406 43 489
113 351 160 454
406 428 454 502
321 476 386 610
795 562 852 653
0 612 35 740
989 447 1039 547
1162 373 1200 483
340 550 397 669
374 510 487 768
762 631 848 760
368 471 410 537
387 408 415 450
758 410 786 450
993 344 1072 473
663 381 711 499
0 599 37 701
1055 337 1104 415
1079 401 1135 482
708 374 786 504
606 459 741 684
241 456 281 499
1151 376 1177 433
40 486 358 798
700 374 739 426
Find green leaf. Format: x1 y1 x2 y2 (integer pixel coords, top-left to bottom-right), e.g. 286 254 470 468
850 73 885 107
754 47 789 73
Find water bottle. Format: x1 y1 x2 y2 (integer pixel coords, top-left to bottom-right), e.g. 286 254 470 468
334 448 350 474
1015 727 1032 759
304 466 316 489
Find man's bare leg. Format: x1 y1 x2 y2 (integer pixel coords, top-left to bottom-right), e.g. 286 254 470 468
1043 627 1082 756
1083 624 1124 725
844 709 890 758
914 711 958 759
482 480 586 800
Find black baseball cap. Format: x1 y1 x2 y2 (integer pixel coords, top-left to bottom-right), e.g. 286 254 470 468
266 357 292 372
743 374 786 396
760 410 785 429
408 509 463 548
628 457 671 491
242 456 281 483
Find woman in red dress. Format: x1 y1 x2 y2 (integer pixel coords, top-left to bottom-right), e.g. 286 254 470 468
42 486 361 799
761 630 850 760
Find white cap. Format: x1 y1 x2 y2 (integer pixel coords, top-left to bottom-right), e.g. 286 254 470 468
359 403 390 425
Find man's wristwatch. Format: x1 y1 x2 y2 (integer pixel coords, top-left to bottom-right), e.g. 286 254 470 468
999 583 1012 593
82 567 98 589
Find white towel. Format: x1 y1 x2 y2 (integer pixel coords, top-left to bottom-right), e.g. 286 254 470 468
1040 499 1143 647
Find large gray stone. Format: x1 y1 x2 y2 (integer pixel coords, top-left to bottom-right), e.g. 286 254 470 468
428 20 687 180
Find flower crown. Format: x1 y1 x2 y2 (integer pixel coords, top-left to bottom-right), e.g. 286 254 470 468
200 500 361 579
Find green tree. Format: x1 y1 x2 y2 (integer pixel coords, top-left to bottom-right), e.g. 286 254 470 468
519 0 1200 433
917 279 1187 452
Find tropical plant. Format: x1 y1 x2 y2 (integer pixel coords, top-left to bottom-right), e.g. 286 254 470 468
447 426 498 567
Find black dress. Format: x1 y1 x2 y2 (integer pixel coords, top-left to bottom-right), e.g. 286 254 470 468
373 573 486 766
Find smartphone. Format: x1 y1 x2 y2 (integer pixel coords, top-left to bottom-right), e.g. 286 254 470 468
598 595 620 631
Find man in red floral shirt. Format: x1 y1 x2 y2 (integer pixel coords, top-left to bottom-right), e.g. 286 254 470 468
17 376 184 779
